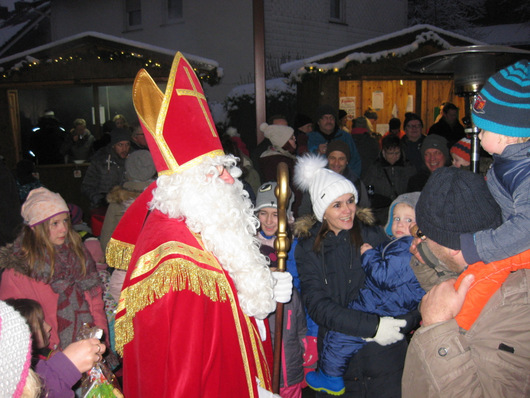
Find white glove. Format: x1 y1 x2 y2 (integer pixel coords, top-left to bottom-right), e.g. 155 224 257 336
364 316 406 346
271 271 293 303
256 378 281 397
255 319 267 342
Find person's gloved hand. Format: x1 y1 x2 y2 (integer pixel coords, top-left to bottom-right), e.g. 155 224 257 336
271 271 293 303
364 316 406 346
256 377 281 397
396 309 422 335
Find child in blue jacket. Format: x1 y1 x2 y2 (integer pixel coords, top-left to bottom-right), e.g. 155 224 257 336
306 192 425 395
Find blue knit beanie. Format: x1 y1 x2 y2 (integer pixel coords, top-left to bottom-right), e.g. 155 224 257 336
472 60 530 137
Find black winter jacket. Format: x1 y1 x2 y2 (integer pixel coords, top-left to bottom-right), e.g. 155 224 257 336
294 212 408 397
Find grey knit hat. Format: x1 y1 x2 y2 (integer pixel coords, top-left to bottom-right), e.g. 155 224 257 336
255 181 294 212
421 134 450 161
125 150 156 182
472 60 530 137
384 192 421 237
416 168 502 250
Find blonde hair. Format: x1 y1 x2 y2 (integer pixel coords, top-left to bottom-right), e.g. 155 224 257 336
73 118 86 127
113 114 129 129
21 369 42 398
19 217 86 280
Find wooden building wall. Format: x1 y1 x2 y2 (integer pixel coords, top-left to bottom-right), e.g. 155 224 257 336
338 78 466 132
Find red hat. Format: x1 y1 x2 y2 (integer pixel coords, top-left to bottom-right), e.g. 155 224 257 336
133 52 224 175
107 52 223 269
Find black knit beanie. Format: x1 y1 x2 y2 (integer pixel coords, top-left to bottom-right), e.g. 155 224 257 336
416 168 502 250
314 104 337 123
110 127 131 145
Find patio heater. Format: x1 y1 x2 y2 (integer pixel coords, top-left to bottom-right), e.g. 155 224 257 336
406 45 530 173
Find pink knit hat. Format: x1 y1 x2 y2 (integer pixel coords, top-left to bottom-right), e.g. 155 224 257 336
0 300 32 398
21 187 69 227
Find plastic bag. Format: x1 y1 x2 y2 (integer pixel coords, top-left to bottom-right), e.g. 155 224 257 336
77 324 123 398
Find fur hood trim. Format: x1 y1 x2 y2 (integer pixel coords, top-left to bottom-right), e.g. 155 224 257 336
0 244 29 275
293 207 376 238
106 182 147 204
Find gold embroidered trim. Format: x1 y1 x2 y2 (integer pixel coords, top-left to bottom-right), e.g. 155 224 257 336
115 257 230 355
131 240 222 280
105 238 135 270
157 150 225 175
177 66 217 138
245 316 271 391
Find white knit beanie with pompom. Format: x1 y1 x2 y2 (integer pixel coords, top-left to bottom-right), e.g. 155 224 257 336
294 153 358 221
260 123 294 149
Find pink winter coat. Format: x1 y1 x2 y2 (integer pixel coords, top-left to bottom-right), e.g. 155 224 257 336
0 268 108 349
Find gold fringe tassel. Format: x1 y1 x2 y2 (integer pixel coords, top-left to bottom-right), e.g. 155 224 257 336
115 257 230 355
105 238 135 270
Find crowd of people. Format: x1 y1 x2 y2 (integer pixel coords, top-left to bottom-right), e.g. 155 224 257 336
0 54 528 398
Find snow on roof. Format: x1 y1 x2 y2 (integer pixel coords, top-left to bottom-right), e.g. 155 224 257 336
0 31 221 75
225 77 295 111
226 77 295 98
280 24 485 80
0 20 30 48
465 23 530 47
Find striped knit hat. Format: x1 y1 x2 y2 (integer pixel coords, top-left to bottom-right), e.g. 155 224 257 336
472 60 530 137
0 301 32 398
450 137 471 163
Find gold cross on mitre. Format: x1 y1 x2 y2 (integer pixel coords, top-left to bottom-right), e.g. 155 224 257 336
175 64 217 137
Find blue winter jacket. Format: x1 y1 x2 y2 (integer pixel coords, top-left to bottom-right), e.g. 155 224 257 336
319 236 425 376
461 141 530 264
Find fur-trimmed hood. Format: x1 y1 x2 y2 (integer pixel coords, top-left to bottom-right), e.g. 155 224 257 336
293 207 377 238
106 181 149 205
0 243 30 275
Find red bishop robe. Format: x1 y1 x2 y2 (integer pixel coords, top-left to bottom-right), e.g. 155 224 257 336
114 209 273 397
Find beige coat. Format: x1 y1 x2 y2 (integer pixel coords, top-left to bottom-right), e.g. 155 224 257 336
402 269 530 397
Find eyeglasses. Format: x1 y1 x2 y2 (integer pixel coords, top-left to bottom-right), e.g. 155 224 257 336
410 224 426 241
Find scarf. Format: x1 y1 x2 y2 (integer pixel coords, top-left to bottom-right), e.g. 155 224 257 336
14 239 101 349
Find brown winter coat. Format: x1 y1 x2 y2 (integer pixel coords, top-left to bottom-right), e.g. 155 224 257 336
402 269 530 397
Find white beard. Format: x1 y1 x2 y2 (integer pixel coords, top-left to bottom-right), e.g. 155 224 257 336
149 154 276 320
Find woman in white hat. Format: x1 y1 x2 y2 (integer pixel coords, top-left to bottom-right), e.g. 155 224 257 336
293 154 411 397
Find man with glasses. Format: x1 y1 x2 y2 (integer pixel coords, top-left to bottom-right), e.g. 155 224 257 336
307 104 362 177
400 113 425 172
402 167 530 397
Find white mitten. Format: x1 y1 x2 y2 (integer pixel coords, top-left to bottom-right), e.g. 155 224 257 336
256 378 281 397
364 316 406 346
271 271 293 303
255 319 267 342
